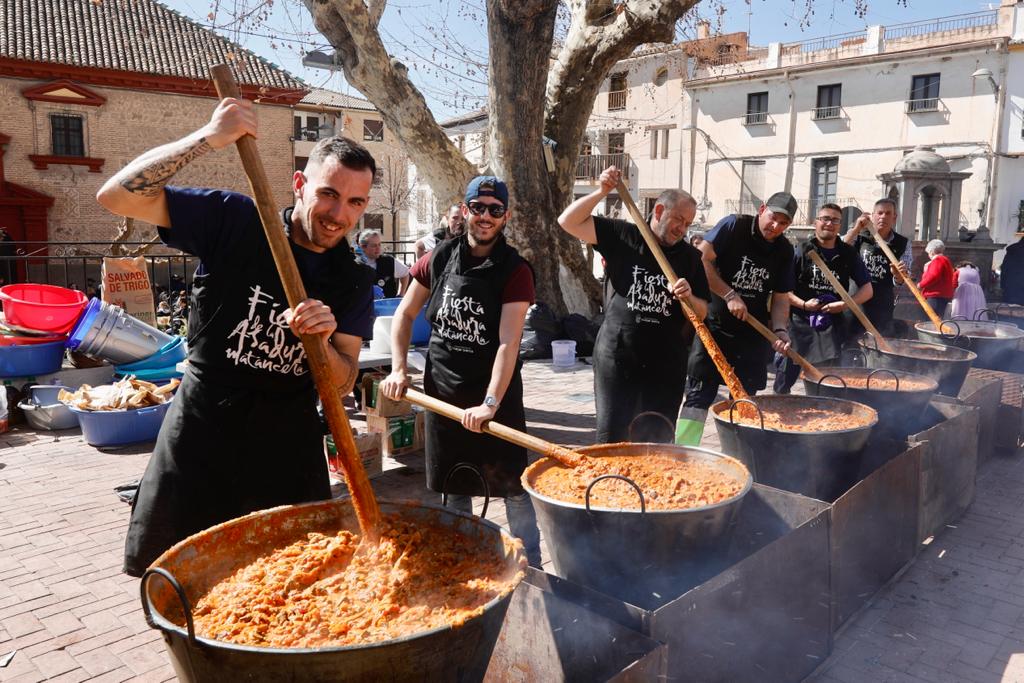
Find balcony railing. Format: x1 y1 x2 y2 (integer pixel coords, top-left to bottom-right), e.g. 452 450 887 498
608 90 627 111
724 199 764 215
744 111 769 126
883 10 998 41
812 105 842 120
906 98 940 113
576 153 630 180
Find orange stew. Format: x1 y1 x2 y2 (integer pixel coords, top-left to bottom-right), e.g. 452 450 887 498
714 404 874 432
191 516 522 648
815 375 933 391
530 455 746 511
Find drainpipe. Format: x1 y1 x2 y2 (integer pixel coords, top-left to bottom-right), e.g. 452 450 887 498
985 43 1010 237
783 70 797 194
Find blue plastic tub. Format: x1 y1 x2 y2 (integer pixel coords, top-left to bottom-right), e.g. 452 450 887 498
66 298 101 351
0 340 66 378
113 366 183 382
68 399 173 447
374 298 430 344
115 337 187 373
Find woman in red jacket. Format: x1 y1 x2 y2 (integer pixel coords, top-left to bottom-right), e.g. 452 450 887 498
919 239 955 318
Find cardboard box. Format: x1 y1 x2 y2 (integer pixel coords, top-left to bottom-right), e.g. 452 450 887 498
366 411 424 457
325 431 383 483
361 372 410 418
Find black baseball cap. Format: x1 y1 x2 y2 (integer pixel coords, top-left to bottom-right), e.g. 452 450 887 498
765 192 798 219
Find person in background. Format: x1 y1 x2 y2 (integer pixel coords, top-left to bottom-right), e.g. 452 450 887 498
415 204 465 259
919 239 955 319
841 198 911 336
951 262 988 321
1001 233 1024 305
357 229 410 298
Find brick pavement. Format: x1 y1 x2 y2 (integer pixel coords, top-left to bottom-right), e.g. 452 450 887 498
0 359 1022 681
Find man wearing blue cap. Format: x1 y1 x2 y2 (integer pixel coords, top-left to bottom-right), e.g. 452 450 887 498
381 175 542 567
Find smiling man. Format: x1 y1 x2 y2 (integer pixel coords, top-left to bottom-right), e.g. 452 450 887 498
557 166 709 443
380 175 542 567
96 97 375 576
842 198 912 336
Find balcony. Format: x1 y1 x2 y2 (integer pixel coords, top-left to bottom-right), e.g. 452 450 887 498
576 153 631 181
906 98 940 113
607 90 627 111
813 105 842 120
744 111 769 126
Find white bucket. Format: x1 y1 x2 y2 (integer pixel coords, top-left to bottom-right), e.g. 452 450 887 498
551 339 577 368
370 316 393 354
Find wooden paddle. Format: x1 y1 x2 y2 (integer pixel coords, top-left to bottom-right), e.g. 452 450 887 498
404 388 586 468
615 181 749 401
863 221 952 334
210 65 380 540
807 250 895 353
743 315 826 382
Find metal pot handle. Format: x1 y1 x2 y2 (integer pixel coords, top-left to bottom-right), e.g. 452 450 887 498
816 373 847 390
938 319 961 340
442 463 491 520
140 567 197 646
866 368 900 391
627 411 675 444
727 398 764 431
860 332 879 352
974 307 997 322
584 474 646 514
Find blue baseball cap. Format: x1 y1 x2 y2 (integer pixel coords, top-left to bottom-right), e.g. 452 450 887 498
464 176 509 206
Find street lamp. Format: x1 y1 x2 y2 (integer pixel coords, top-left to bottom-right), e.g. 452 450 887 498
681 125 713 214
302 49 344 72
972 67 999 96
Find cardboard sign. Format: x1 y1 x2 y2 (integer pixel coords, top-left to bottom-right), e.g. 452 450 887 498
102 257 155 325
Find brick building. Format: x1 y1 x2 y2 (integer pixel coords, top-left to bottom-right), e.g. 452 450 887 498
0 0 306 263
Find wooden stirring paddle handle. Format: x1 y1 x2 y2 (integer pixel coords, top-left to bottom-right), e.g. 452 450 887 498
807 250 895 353
615 181 749 401
404 388 584 468
743 315 825 382
864 222 949 333
209 65 380 539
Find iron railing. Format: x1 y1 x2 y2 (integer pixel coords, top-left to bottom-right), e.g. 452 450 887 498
744 111 769 125
906 98 940 113
813 105 842 120
575 153 631 180
883 10 998 41
724 199 764 215
701 47 769 67
608 90 627 111
783 31 866 55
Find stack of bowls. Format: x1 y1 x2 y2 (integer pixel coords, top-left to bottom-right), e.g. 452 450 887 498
0 284 87 378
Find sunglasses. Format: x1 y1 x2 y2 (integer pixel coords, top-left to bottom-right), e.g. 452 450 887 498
467 201 507 218
816 216 841 224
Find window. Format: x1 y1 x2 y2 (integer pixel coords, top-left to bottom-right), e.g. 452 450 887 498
294 156 308 172
650 130 659 159
653 67 668 87
661 129 669 159
293 116 303 139
363 213 384 231
457 135 465 153
373 168 384 187
908 74 940 113
814 84 842 120
745 92 768 125
416 191 427 223
50 114 84 157
810 157 839 219
606 132 625 156
363 119 384 142
608 72 627 111
740 160 766 214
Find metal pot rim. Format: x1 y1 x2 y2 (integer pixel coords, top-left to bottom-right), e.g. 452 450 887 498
710 395 879 435
799 367 939 394
857 337 978 362
143 498 525 654
915 320 1024 339
522 444 753 515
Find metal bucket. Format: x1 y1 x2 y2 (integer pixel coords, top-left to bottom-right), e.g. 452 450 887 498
140 499 525 683
68 298 172 365
801 367 938 439
858 335 976 397
521 443 752 608
915 317 1024 370
711 395 878 502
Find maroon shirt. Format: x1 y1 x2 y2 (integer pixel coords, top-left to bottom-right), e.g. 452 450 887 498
409 253 536 304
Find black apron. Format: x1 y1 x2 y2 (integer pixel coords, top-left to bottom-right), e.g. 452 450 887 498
124 210 360 577
791 240 857 363
854 232 907 334
373 255 399 298
423 236 527 498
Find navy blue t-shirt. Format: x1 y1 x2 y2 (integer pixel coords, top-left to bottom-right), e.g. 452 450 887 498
160 187 372 390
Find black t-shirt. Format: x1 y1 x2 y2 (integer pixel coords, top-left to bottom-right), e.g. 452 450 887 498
703 214 794 334
792 238 870 312
594 216 709 329
160 187 373 391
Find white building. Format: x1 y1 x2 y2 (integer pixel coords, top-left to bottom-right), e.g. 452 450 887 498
586 4 1024 266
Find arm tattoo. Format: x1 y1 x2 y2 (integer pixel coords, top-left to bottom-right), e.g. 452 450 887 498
119 137 213 197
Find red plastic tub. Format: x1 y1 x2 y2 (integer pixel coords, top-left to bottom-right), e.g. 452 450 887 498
0 284 87 334
0 332 66 346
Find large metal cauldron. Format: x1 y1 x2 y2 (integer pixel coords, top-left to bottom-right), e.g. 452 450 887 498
712 395 877 502
140 499 525 683
522 443 751 608
801 367 938 439
858 335 976 396
915 318 1024 370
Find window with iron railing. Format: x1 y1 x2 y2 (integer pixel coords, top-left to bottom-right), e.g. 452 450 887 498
608 73 627 111
745 92 769 125
907 74 940 113
814 84 842 120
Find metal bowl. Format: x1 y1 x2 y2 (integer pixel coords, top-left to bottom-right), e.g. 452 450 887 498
858 335 976 396
522 443 751 608
915 319 1024 370
711 395 877 502
17 398 79 431
140 499 525 683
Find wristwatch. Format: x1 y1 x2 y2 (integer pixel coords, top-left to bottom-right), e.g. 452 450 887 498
484 395 500 409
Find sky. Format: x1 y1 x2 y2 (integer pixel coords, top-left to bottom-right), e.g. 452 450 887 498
161 0 997 120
